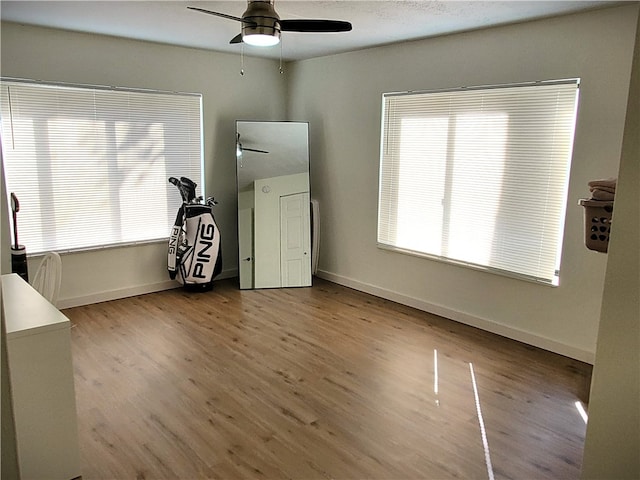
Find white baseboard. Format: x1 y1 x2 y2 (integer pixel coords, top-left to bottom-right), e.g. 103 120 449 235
58 268 238 310
316 270 595 364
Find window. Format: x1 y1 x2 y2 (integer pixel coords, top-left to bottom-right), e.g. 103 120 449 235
378 80 579 285
1 79 203 254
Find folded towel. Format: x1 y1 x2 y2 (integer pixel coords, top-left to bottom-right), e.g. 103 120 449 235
590 189 615 201
590 185 616 194
588 178 617 190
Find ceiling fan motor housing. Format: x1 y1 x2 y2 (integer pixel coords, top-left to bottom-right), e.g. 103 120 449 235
242 0 281 42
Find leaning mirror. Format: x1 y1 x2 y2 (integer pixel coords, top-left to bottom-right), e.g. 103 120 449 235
236 121 311 289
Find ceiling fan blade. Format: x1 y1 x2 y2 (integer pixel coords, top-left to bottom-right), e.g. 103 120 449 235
243 147 269 154
280 19 352 33
187 6 246 24
230 33 243 44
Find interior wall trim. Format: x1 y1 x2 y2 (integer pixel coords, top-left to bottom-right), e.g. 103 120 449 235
315 269 595 364
57 268 238 310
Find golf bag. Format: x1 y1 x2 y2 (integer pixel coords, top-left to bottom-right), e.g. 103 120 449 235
168 177 222 291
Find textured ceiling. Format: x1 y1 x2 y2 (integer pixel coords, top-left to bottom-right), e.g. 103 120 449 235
0 1 622 61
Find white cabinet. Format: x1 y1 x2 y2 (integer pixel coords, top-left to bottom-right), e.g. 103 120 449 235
2 273 81 480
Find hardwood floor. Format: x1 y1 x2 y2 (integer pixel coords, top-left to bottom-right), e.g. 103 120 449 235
64 277 591 479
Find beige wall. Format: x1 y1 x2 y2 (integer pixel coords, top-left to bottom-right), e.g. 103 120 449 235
581 9 640 479
1 153 9 276
0 22 288 307
286 4 639 362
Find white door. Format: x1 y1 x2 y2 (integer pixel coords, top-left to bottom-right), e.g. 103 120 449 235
280 192 311 287
238 208 254 289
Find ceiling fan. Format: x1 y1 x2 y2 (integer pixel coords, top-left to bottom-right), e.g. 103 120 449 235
236 133 269 161
188 0 352 47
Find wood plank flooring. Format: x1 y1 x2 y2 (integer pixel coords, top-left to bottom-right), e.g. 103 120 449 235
64 277 591 479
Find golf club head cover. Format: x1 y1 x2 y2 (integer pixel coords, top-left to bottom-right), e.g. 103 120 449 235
169 177 190 204
180 177 197 203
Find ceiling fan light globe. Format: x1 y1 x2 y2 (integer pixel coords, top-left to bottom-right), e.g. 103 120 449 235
243 33 280 47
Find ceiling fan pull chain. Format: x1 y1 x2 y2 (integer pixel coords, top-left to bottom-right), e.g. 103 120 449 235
240 44 245 76
279 40 284 74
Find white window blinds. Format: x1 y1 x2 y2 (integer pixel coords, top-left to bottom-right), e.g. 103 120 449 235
1 79 203 254
378 80 579 285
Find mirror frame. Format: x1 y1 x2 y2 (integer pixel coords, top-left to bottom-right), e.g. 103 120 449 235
236 120 312 289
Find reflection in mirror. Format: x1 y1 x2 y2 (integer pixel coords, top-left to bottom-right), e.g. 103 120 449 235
236 121 311 289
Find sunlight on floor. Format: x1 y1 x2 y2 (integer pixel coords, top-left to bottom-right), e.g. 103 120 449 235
434 348 440 406
469 362 495 480
575 400 588 424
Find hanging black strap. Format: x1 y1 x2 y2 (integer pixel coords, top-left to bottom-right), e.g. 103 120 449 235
167 204 185 279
